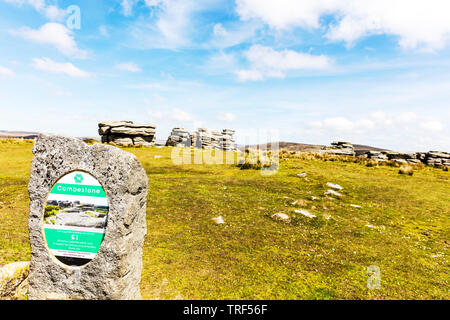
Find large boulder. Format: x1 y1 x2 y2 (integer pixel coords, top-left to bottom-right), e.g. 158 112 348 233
98 121 157 147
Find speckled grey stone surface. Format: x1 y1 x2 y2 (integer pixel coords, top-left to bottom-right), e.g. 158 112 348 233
27 134 148 300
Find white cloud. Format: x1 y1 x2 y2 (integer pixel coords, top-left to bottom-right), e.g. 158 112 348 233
10 23 87 58
126 0 224 50
115 62 142 72
171 108 196 122
236 45 332 81
4 0 45 11
236 0 450 51
32 57 91 77
147 110 163 121
213 23 228 37
0 65 15 76
308 111 445 134
203 51 238 74
99 25 109 37
4 0 66 21
235 69 264 82
120 0 137 16
43 5 67 21
217 112 236 122
419 120 444 131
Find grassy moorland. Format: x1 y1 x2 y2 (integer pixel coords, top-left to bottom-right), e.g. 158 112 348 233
0 139 449 299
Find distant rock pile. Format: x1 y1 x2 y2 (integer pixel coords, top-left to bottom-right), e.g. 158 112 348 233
320 140 449 168
363 150 450 167
321 141 356 156
98 121 156 146
422 151 450 167
166 127 236 151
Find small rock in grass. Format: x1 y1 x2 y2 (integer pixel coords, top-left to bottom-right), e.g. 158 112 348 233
297 173 307 177
324 189 343 197
154 155 163 159
365 224 375 228
271 213 291 223
311 196 318 201
350 204 361 208
294 209 316 219
212 216 225 224
326 182 343 190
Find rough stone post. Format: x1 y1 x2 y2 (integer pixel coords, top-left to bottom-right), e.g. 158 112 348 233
27 134 148 300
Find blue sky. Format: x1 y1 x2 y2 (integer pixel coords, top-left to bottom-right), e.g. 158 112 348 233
1 0 450 151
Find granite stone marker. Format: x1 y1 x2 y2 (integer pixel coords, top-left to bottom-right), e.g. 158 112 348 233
27 134 148 300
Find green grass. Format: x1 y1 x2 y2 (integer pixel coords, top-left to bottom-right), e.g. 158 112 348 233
0 140 449 299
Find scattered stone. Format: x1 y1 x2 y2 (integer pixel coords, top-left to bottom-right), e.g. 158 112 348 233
294 209 316 219
326 182 343 190
271 213 290 223
350 204 362 208
311 196 318 201
324 189 343 197
154 155 162 159
0 261 29 300
98 121 156 146
297 173 307 177
365 224 376 228
212 216 225 224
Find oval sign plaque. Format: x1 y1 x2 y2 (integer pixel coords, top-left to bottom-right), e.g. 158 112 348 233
43 171 108 266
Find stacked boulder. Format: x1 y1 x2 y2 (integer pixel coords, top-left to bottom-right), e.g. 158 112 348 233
384 152 421 164
98 121 156 146
165 128 192 147
321 141 355 156
166 127 236 151
363 151 389 161
220 129 236 151
423 151 450 167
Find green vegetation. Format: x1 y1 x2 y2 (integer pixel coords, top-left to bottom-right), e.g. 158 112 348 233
0 140 449 299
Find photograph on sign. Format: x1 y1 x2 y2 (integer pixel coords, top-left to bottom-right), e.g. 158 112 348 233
43 171 108 266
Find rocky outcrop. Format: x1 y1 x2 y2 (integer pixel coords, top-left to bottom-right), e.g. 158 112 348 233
165 128 192 147
98 121 156 146
321 141 355 156
363 150 450 167
424 151 450 167
321 141 449 168
166 127 236 151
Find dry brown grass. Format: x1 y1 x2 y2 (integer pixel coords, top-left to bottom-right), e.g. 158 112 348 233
398 164 414 176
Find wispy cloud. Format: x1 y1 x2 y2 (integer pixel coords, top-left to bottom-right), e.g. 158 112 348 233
236 45 333 81
10 23 88 58
217 112 236 122
0 65 15 76
32 57 91 77
115 62 142 72
4 0 67 21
